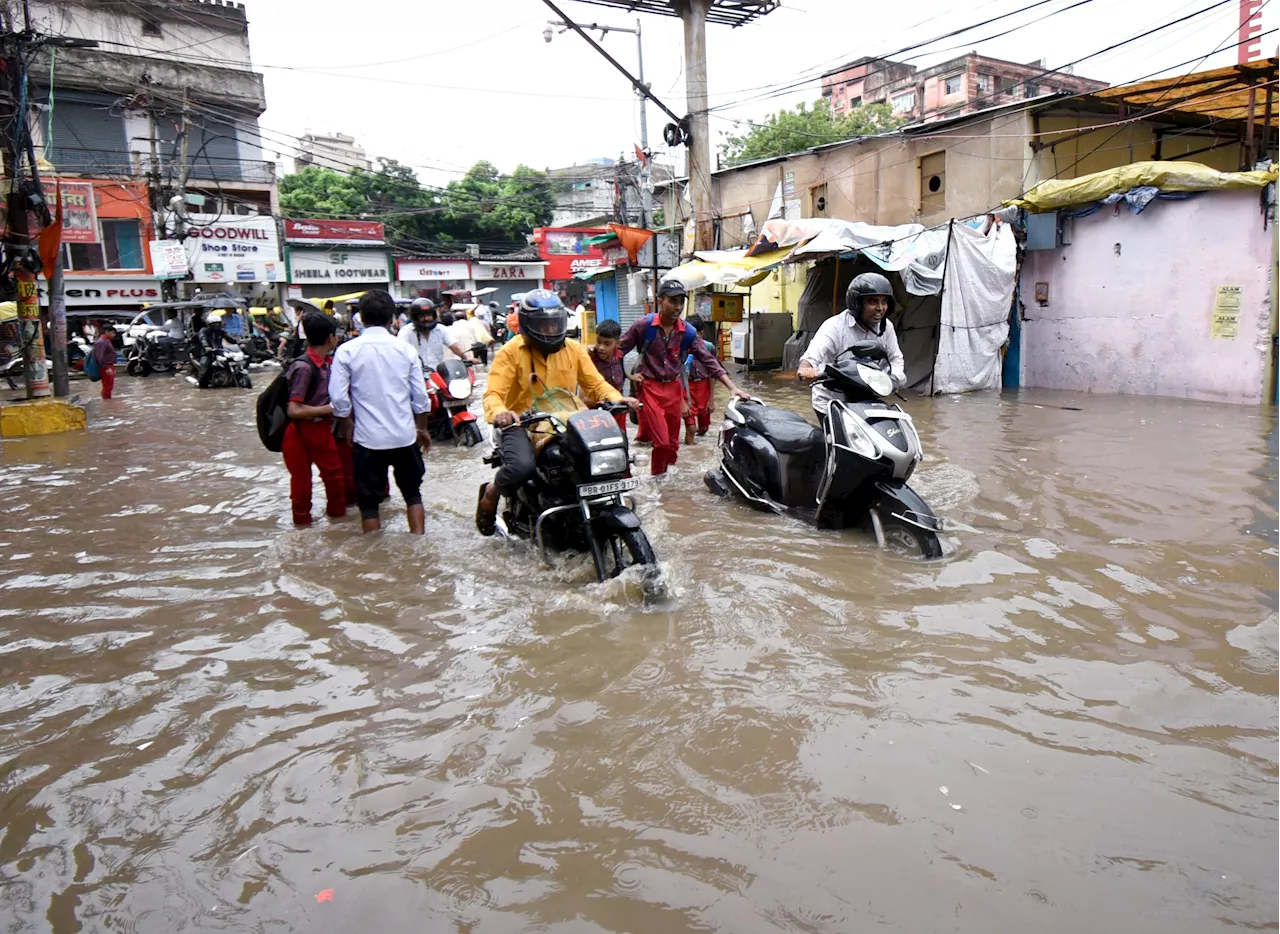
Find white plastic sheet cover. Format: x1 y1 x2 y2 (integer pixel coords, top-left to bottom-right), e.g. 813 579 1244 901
761 219 951 296
932 222 1017 394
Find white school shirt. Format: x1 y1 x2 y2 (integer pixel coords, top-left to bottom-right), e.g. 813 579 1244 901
329 326 430 449
398 322 448 371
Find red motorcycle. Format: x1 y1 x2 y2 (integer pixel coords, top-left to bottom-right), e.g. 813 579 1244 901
427 359 483 446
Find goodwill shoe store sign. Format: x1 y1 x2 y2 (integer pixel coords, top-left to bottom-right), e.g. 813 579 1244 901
184 215 283 284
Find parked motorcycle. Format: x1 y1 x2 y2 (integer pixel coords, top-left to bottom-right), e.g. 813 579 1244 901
483 401 658 583
185 346 252 389
705 340 944 558
426 359 483 446
125 330 189 376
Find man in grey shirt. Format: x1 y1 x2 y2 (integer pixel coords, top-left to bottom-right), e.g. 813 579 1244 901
797 272 905 422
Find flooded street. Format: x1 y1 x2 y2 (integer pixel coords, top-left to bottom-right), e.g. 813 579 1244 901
0 373 1275 933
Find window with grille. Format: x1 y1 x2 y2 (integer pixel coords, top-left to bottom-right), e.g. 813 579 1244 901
944 74 963 95
891 91 915 114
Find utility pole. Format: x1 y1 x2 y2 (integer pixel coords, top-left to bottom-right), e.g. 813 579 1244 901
682 0 713 253
2 41 50 397
632 18 652 229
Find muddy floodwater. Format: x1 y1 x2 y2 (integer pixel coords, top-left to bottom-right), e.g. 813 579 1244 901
0 374 1275 933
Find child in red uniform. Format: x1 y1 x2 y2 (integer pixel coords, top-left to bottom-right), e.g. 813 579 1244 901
683 314 716 444
281 313 355 526
587 319 628 434
92 323 118 399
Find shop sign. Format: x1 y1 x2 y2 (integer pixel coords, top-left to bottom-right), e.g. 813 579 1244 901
473 262 544 281
37 276 161 306
290 248 390 283
184 214 281 283
284 218 386 245
58 182 99 244
396 259 470 280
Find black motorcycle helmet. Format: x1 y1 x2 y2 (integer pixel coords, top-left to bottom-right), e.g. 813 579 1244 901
845 273 895 334
409 297 437 329
517 289 568 355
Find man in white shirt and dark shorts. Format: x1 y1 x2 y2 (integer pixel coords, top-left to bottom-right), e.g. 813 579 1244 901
329 290 433 534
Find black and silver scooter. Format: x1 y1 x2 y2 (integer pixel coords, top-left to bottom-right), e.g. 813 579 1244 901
483 402 660 583
705 341 944 557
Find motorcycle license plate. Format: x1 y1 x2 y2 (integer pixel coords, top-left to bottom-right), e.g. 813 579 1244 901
578 478 637 498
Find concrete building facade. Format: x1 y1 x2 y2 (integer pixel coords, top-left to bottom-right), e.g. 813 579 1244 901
294 132 372 173
18 0 281 306
822 53 1107 124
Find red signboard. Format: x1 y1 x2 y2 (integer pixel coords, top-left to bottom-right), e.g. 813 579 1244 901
284 218 386 244
58 182 99 244
535 226 608 280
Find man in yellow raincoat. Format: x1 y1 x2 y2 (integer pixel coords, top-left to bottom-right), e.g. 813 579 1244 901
476 290 638 536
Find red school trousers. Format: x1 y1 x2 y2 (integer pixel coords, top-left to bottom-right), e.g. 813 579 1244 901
282 419 352 525
638 379 684 475
684 378 713 434
100 366 115 399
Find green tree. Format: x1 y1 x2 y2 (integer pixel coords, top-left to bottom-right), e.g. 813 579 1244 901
279 158 556 249
719 99 902 166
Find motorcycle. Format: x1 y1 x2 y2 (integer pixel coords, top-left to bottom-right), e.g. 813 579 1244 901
426 359 483 446
185 345 252 389
705 340 944 558
239 334 277 366
125 329 189 376
482 401 659 584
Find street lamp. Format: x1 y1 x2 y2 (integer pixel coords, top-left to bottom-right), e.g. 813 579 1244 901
545 18 652 227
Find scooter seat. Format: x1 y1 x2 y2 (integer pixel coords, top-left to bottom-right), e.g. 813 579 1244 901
739 403 823 454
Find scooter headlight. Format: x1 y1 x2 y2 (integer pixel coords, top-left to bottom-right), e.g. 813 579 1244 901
857 364 893 397
448 378 472 399
589 449 628 476
839 409 880 459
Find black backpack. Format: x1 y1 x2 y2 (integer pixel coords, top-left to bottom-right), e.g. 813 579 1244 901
256 358 318 452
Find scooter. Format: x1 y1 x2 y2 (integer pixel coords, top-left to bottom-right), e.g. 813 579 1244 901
705 340 944 558
483 402 659 584
426 359 483 446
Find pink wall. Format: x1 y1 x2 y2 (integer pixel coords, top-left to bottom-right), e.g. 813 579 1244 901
1019 190 1274 404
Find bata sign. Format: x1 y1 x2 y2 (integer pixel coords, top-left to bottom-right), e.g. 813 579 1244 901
289 249 390 283
284 218 386 245
184 214 281 283
37 276 160 306
473 262 544 281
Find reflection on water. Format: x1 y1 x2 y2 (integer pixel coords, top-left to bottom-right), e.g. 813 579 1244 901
0 375 1275 933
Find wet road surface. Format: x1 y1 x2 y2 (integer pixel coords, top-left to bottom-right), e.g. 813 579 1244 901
0 372 1275 933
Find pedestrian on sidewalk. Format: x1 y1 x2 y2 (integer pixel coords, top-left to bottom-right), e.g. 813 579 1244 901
92 323 118 399
281 313 355 527
619 280 750 476
682 314 718 445
328 290 432 535
587 319 628 435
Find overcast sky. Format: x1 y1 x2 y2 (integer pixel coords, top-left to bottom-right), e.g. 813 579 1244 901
238 0 1276 185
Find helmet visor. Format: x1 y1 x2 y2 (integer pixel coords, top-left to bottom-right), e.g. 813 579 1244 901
522 307 567 339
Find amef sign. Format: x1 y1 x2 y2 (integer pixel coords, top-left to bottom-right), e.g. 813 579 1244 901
535 227 608 280
57 182 99 244
184 214 282 283
473 262 545 281
396 259 470 281
289 248 390 283
284 218 386 245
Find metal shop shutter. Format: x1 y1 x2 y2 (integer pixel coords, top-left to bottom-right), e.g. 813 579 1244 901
47 96 128 176
617 270 650 331
157 117 243 182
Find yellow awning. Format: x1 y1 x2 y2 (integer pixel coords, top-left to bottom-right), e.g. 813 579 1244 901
1009 161 1279 212
313 291 368 304
664 248 791 290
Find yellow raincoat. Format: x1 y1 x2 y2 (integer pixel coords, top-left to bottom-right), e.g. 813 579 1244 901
483 334 622 424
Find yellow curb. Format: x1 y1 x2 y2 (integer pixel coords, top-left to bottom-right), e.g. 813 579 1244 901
0 398 87 437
